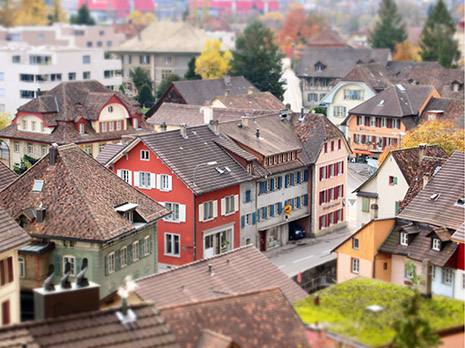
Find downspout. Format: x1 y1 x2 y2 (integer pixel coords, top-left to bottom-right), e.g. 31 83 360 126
193 193 196 261
373 253 379 279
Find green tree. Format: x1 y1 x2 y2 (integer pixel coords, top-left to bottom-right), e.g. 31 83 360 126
70 4 95 25
13 154 38 175
130 67 152 93
118 85 126 94
0 112 12 130
392 261 440 348
15 0 49 26
195 39 232 79
231 20 285 100
47 0 67 24
155 74 182 100
184 57 201 80
137 84 154 108
369 0 407 51
419 0 460 68
0 0 18 27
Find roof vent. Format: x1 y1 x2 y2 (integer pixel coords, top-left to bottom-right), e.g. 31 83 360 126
255 128 260 138
215 167 224 174
429 193 440 201
377 100 384 106
396 84 406 91
224 166 231 173
455 198 465 207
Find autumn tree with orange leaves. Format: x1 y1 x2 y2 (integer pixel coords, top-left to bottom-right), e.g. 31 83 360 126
393 41 420 61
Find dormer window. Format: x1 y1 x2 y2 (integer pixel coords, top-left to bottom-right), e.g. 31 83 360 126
108 106 113 112
452 82 460 92
115 203 141 225
133 117 139 129
315 63 325 72
79 123 85 134
432 238 441 251
22 120 27 130
247 163 253 174
400 232 408 246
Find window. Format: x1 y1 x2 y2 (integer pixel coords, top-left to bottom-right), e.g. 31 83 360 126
32 180 44 192
393 119 400 129
12 55 20 63
160 174 170 190
164 56 172 65
99 143 105 153
79 123 85 134
87 41 92 47
99 30 105 36
120 247 127 268
83 72 91 80
63 256 76 276
140 55 150 64
120 169 130 183
40 122 44 132
165 202 180 221
83 55 91 64
244 190 251 203
97 41 102 47
123 55 131 64
139 171 151 189
362 197 370 212
31 121 36 131
124 69 130 78
107 41 112 47
432 238 441 251
400 232 408 246
389 176 398 185
133 241 139 261
107 252 115 274
245 213 252 225
224 195 235 215
202 201 214 221
344 89 364 100
85 145 92 156
144 236 150 256
353 238 359 249
333 106 346 117
117 120 122 131
308 93 318 102
18 257 25 278
14 141 19 153
27 143 33 154
165 233 180 256
20 90 34 99
405 263 416 279
141 150 149 160
351 258 359 274
42 145 47 156
19 74 34 82
133 117 139 129
162 70 172 80
443 269 453 285
68 72 76 81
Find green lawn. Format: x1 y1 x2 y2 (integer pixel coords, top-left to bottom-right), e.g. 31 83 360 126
294 277 464 347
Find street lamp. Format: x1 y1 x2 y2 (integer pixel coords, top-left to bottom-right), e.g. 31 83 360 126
193 161 217 186
392 132 406 150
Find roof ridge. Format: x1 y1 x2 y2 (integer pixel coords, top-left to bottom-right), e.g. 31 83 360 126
157 287 282 311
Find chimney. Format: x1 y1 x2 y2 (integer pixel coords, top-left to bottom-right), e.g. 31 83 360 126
423 174 431 188
49 146 58 167
180 123 188 138
224 73 231 86
160 122 167 132
418 143 427 164
255 128 260 138
241 115 249 127
34 259 100 320
248 86 254 94
421 259 433 299
209 119 219 135
36 205 46 223
201 106 213 124
224 88 230 96
371 203 378 220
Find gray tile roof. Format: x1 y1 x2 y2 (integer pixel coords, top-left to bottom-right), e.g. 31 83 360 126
452 223 465 243
296 47 391 78
135 245 308 307
342 62 395 93
138 125 253 195
0 161 17 191
95 143 126 165
398 151 465 231
212 91 285 110
419 98 464 129
0 205 30 254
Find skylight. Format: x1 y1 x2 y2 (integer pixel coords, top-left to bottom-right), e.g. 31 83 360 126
224 166 232 173
32 180 44 192
215 167 225 174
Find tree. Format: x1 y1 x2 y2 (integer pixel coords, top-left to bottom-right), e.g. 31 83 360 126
47 0 67 24
378 145 397 165
402 120 464 155
70 4 95 25
393 41 420 61
13 154 38 175
392 261 440 348
195 39 232 79
419 0 460 68
130 67 152 93
137 84 154 108
118 85 126 95
369 0 407 51
126 10 156 24
231 20 285 100
0 112 12 130
184 57 202 80
155 74 182 100
14 0 49 26
0 0 18 27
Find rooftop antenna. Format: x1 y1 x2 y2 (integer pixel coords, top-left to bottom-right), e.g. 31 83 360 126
43 264 55 291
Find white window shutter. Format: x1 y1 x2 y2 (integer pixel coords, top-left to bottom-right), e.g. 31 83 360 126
234 194 239 212
117 169 122 178
179 204 186 222
156 174 161 189
168 175 173 191
213 200 218 218
199 204 204 222
128 170 132 185
150 173 156 189
221 198 225 216
134 171 140 187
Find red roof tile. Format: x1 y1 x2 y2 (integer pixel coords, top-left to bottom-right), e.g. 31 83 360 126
0 205 30 253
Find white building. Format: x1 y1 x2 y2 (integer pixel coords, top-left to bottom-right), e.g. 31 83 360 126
0 46 122 114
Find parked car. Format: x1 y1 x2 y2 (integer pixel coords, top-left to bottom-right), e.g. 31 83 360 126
289 222 305 240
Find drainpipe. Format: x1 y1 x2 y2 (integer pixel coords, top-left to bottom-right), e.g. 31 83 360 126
193 194 197 261
373 253 379 279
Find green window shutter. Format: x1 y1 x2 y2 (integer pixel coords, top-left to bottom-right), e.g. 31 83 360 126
150 234 153 254
104 255 108 276
362 198 369 212
140 239 144 258
128 244 133 265
55 255 62 276
76 257 82 274
393 176 398 185
116 250 120 271
395 201 399 214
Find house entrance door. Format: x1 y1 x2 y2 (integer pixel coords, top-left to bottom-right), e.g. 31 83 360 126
259 230 267 251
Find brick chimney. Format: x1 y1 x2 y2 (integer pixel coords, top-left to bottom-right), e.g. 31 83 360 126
209 119 219 135
241 115 249 127
49 146 58 167
418 143 427 164
179 124 188 138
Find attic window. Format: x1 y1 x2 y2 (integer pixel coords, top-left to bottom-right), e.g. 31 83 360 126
224 166 232 173
215 167 225 174
429 193 440 201
108 106 113 112
400 232 408 246
32 180 44 192
432 238 441 251
315 63 325 72
455 198 465 207
115 203 139 224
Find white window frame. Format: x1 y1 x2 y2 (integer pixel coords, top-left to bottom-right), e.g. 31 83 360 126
133 241 139 261
400 232 408 246
120 246 127 268
121 169 130 184
18 257 25 278
41 145 47 157
63 255 76 276
165 233 180 257
139 171 151 189
432 238 441 251
141 150 149 161
27 143 33 154
443 268 452 285
164 202 180 222
202 201 214 221
144 235 150 256
14 141 19 153
224 195 235 215
159 174 170 191
79 123 85 134
23 120 27 130
352 258 359 274
107 252 115 274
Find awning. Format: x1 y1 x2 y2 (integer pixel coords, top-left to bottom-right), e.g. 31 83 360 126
354 149 374 155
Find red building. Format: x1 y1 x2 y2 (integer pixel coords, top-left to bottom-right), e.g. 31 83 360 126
78 0 155 19
106 124 251 268
190 1 279 16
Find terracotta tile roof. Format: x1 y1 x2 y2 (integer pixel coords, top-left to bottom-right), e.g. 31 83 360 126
293 113 347 164
203 16 232 32
398 151 465 231
0 144 169 242
146 103 274 127
159 288 311 348
419 98 464 129
0 303 180 348
135 245 308 307
136 125 252 195
0 205 30 254
296 47 391 78
0 161 17 191
398 156 448 214
348 84 435 118
452 223 465 243
95 143 126 165
308 29 349 48
212 91 286 110
427 226 451 242
197 329 234 348
213 136 257 162
378 220 457 267
386 61 443 77
342 63 395 93
112 23 148 39
18 81 141 122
